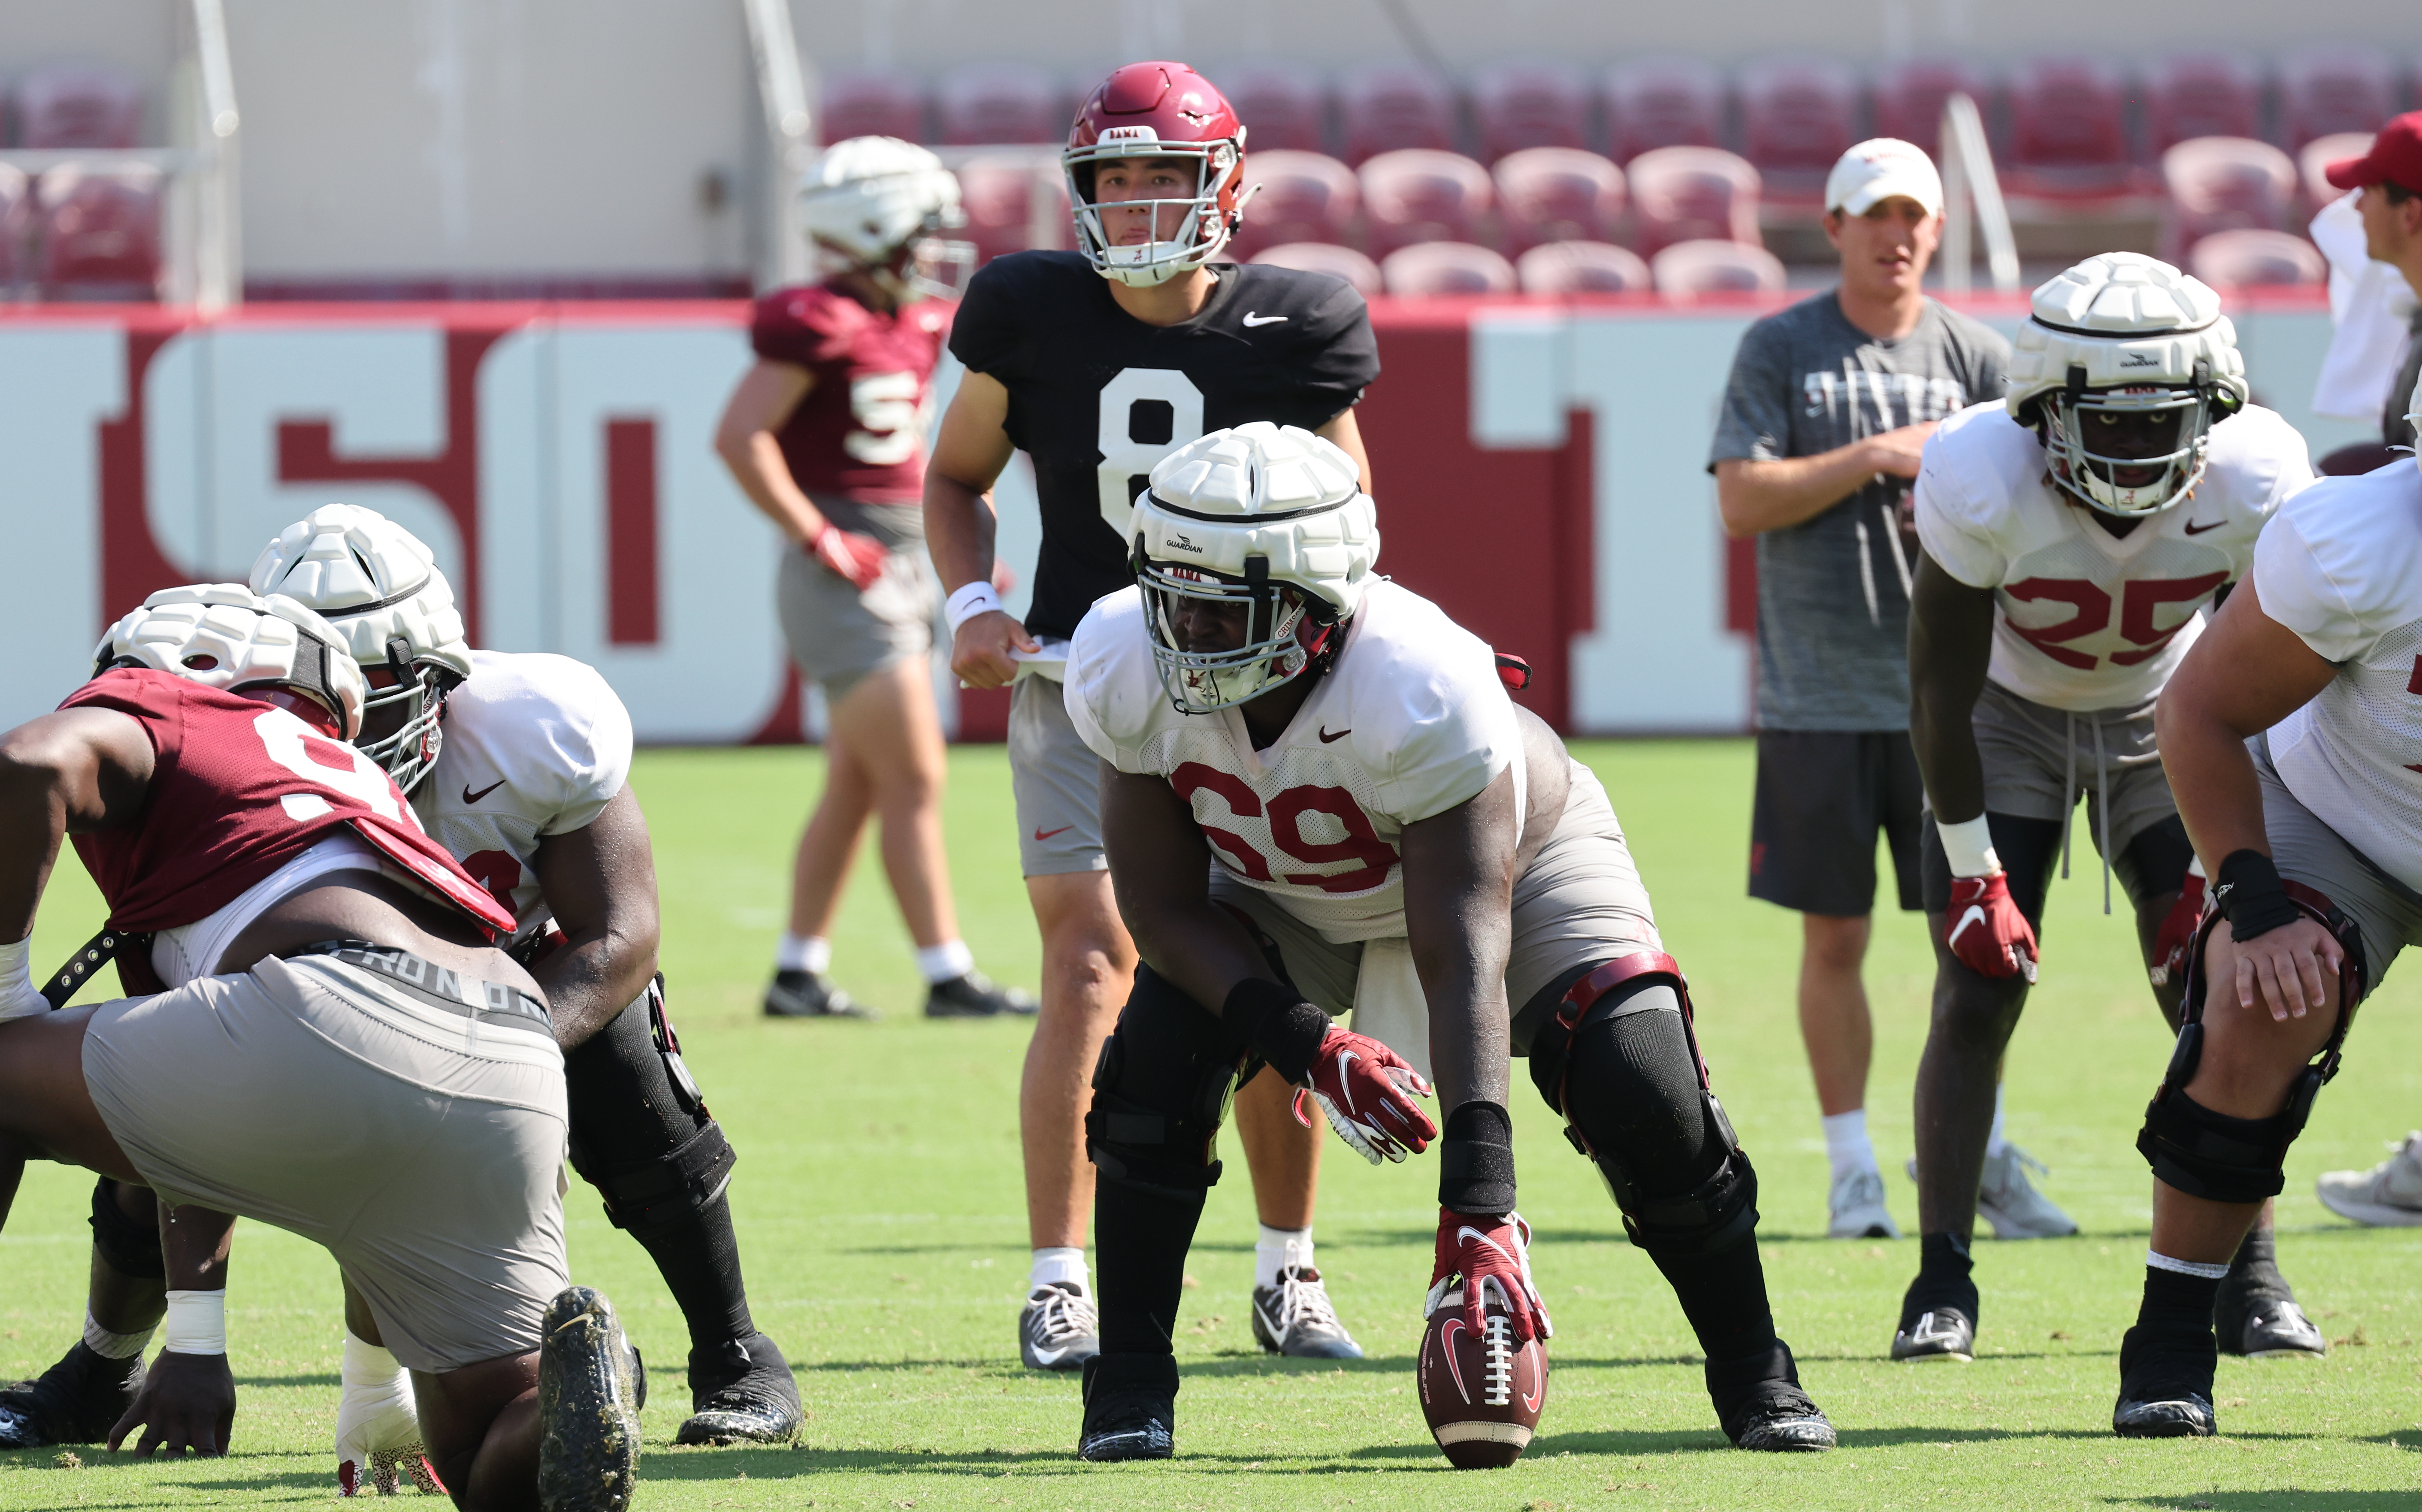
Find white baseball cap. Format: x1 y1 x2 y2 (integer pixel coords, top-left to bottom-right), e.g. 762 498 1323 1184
1825 137 1944 216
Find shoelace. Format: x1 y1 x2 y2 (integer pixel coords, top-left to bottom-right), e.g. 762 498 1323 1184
1985 1144 2053 1194
1266 1267 1343 1340
1029 1285 1096 1344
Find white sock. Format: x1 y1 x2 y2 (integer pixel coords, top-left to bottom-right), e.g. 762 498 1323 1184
1030 1246 1087 1293
341 1331 406 1392
82 1308 153 1361
916 940 976 985
776 933 830 974
1986 1086 2009 1159
1822 1109 1876 1181
1255 1225 1314 1288
2146 1250 2231 1280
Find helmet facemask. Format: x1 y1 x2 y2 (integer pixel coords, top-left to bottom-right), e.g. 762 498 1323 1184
2035 363 2232 517
357 634 464 795
1140 554 1338 715
1066 138 1246 289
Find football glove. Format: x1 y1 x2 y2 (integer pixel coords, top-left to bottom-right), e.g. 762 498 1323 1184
2148 866 2207 989
810 523 891 592
1944 872 2038 983
1427 1210 1552 1343
1289 1026 1436 1164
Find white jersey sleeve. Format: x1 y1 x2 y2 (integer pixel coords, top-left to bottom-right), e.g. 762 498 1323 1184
2254 472 2422 663
1065 587 1165 774
1913 400 2020 590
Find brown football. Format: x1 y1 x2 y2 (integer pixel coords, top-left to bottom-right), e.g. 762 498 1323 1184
1416 1284 1548 1468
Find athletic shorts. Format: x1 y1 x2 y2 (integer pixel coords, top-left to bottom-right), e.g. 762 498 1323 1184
775 496 936 702
81 948 570 1375
1964 680 2175 866
2253 732 2422 1005
1010 674 1106 877
1748 729 1924 916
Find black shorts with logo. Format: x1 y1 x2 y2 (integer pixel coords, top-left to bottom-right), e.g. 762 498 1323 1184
1748 730 1925 918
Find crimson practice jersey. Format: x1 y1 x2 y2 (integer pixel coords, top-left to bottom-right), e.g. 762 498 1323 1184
949 251 1380 640
60 669 515 936
751 280 953 502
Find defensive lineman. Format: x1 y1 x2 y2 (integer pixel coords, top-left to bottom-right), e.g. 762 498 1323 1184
1896 254 2319 1363
1066 424 1832 1459
925 60 1382 1368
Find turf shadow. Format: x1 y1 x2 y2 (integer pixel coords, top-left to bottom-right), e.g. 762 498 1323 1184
2108 1495 2422 1510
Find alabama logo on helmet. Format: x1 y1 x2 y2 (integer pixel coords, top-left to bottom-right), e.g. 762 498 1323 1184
1065 62 1250 289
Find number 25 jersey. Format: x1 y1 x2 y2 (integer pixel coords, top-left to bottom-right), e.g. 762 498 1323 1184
948 251 1380 641
1914 399 2313 711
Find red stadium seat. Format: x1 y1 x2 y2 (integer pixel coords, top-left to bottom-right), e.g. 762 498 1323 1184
1627 146 1760 257
2188 228 2325 289
1739 56 1863 207
1218 63 1330 153
1872 58 1997 161
2301 132 2377 209
936 63 1063 145
1471 62 1590 162
1380 242 1516 298
1251 241 1382 298
2145 53 2264 155
12 64 145 149
1340 66 1460 165
1359 149 1493 256
36 164 163 299
0 164 27 290
1232 150 1358 260
1651 238 1787 299
2159 136 2297 260
1516 239 1651 294
2279 46 2398 151
1493 148 1623 254
2005 55 2147 198
819 70 928 145
953 151 1065 265
1603 57 1724 166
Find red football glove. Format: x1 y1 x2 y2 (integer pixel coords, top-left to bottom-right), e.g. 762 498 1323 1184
1944 872 2038 983
1428 1210 1551 1344
1288 1026 1436 1164
809 524 890 592
2149 868 2207 988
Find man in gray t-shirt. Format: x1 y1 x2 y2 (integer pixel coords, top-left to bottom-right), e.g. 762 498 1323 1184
1707 139 2008 1243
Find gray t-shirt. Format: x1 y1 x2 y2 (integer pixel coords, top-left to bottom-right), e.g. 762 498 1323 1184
1709 293 2009 731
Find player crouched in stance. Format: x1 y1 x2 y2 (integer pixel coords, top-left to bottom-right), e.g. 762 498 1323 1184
2114 374 2422 1436
1064 424 1835 1461
1896 254 2319 1367
0 587 640 1509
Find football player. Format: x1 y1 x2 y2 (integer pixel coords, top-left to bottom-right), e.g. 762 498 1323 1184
1063 423 1834 1460
0 585 640 1509
1897 254 2319 1366
716 135 1030 1022
923 61 1382 1370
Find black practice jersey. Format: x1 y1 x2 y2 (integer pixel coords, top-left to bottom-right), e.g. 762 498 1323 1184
949 251 1380 639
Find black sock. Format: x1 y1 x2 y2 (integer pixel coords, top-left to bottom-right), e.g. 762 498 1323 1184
1648 1237 1777 1364
2226 1222 2277 1283
1094 1179 1206 1358
1901 1231 1978 1326
2135 1264 2223 1338
632 1195 756 1356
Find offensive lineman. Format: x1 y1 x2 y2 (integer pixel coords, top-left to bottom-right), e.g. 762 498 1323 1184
1896 254 2320 1364
925 60 1382 1368
1066 424 1833 1460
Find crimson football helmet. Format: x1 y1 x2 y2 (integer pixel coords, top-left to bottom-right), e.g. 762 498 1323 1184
1064 61 1250 287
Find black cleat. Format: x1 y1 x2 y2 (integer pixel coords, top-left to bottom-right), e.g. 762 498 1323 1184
1708 1341 1835 1452
2112 1322 2219 1439
925 970 1037 1019
537 1287 643 1512
764 968 877 1019
1891 1307 1977 1362
677 1332 801 1445
0 1342 145 1448
2215 1267 2326 1360
1077 1355 1176 1461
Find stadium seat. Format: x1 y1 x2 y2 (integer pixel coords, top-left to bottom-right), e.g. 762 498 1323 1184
1472 61 1591 161
1739 56 1864 208
2188 228 2325 289
1516 239 1651 295
36 164 163 299
954 151 1064 264
1603 57 1725 165
2145 53 2265 155
936 63 1063 145
1231 150 1359 260
1217 62 1330 153
1872 58 1996 161
1340 66 1460 165
1651 238 1787 299
2301 131 2378 210
1251 241 1382 297
1627 146 1760 257
2279 46 2398 151
2005 55 2147 198
0 164 27 291
818 70 928 145
1380 241 1516 298
2159 136 2298 260
12 63 145 149
1359 148 1493 256
1494 147 1624 254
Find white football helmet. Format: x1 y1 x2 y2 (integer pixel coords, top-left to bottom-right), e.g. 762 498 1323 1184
797 136 972 300
1131 422 1378 714
250 504 472 794
2005 251 2250 516
94 584 366 739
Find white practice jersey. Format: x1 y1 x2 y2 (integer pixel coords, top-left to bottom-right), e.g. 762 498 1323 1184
1066 580 1523 943
2255 463 2422 893
1915 400 2313 711
411 649 635 941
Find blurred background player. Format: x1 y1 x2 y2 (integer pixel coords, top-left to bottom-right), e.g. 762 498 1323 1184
923 61 1381 1369
717 136 1032 1022
1898 254 2319 1365
2306 112 2422 478
1708 139 2010 1239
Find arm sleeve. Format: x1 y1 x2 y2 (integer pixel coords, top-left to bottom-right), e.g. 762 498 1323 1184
749 290 844 368
536 664 635 836
945 263 1023 378
1911 444 2007 589
2252 506 2376 663
1706 319 1795 470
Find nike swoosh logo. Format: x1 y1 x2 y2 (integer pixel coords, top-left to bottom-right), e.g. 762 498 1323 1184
1318 726 1350 743
462 779 506 804
1947 904 1988 950
2183 519 2224 535
1440 1318 1471 1403
1241 311 1288 327
1336 1050 1361 1115
1034 824 1074 841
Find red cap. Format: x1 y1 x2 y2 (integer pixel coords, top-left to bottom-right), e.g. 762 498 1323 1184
2325 112 2422 194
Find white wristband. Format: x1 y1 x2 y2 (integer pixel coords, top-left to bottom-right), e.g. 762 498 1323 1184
163 1289 227 1356
0 937 46 1022
945 581 1003 635
1936 815 2003 879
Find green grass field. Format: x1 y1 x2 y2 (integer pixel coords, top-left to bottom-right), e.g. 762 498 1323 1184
4 740 2420 1510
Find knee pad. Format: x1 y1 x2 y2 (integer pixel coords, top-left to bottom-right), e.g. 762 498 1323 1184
88 1176 164 1280
1083 968 1242 1203
571 1119 738 1236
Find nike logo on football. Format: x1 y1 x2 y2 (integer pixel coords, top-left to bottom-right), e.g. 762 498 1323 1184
1034 824 1074 841
2183 519 2224 535
1318 726 1350 743
463 779 507 804
1241 311 1288 327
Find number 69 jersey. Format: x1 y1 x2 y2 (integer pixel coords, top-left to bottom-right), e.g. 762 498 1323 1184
751 279 953 503
1914 399 2314 711
1065 580 1522 943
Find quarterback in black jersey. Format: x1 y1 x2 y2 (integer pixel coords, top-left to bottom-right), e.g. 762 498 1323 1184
923 61 1381 1374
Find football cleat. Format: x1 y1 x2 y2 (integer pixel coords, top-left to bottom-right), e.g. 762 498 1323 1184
536 1288 642 1512
1250 1266 1364 1359
2215 1264 2326 1360
925 971 1037 1018
763 968 876 1020
1076 1355 1176 1462
1021 1281 1100 1371
335 1356 444 1496
0 1342 144 1449
1891 1307 1977 1363
1905 1146 2078 1239
2315 1131 2422 1227
676 1332 801 1445
2112 1323 2218 1438
1709 1342 1835 1452
1828 1166 1899 1240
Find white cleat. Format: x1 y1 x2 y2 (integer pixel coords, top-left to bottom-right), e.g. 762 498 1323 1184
335 1363 442 1496
1976 1144 2078 1239
1828 1166 1899 1240
2316 1132 2422 1228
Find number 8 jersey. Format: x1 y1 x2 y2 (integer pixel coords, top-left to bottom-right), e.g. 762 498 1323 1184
1914 399 2313 710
